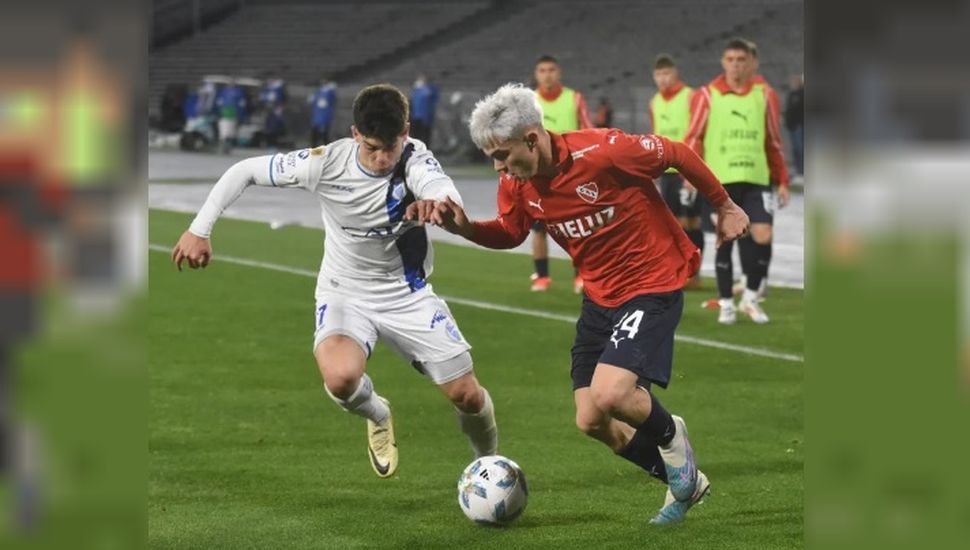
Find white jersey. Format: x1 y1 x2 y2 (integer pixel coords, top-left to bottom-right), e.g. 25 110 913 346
189 138 462 304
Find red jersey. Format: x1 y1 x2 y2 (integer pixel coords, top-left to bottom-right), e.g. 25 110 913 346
470 129 729 307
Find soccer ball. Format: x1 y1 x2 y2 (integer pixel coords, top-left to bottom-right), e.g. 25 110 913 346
457 455 528 526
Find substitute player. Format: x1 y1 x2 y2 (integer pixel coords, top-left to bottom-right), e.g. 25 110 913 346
423 84 748 524
649 54 704 289
530 55 593 293
170 84 498 478
685 38 790 324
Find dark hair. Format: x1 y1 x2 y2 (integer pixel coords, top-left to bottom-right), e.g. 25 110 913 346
352 84 409 144
535 54 559 66
724 38 757 57
654 53 676 69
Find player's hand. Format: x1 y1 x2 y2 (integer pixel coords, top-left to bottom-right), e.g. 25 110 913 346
432 196 473 239
714 199 750 248
404 199 438 224
171 230 213 271
777 185 791 209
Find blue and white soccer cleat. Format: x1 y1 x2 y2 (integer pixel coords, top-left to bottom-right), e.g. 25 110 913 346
663 415 698 502
649 470 710 525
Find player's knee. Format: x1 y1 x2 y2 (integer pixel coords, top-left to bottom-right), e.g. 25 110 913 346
575 410 608 437
446 378 484 413
751 224 772 244
589 385 629 416
323 371 360 400
315 336 364 399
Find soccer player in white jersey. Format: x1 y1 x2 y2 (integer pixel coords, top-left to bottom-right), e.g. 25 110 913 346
170 84 498 478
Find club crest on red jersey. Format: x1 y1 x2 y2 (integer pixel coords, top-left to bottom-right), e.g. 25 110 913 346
576 182 599 204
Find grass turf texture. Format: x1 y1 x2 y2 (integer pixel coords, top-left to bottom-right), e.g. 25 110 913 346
149 209 803 549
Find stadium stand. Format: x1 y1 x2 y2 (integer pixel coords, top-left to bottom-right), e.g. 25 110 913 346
149 0 802 157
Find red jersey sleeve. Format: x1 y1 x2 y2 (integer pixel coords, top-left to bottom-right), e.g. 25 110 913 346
469 178 532 249
684 86 710 158
647 98 655 133
606 131 728 208
575 92 594 129
763 85 790 187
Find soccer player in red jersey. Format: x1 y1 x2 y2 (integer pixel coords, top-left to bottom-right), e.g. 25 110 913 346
412 83 749 524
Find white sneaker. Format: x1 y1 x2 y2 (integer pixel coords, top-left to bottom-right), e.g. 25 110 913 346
739 292 770 324
366 397 398 478
717 300 736 324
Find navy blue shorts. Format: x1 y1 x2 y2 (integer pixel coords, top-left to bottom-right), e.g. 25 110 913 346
658 173 702 218
701 182 776 231
571 290 683 390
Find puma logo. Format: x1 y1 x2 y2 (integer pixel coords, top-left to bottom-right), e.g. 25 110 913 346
527 198 544 212
731 109 748 123
610 332 624 348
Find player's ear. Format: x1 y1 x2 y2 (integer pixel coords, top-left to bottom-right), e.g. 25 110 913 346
350 125 361 141
401 123 411 139
525 131 538 151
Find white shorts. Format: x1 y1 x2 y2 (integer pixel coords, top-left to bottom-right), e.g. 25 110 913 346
312 290 473 384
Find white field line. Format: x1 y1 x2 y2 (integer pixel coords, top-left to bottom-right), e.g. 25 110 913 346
148 244 804 363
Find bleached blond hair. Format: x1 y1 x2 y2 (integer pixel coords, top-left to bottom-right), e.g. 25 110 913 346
468 83 544 149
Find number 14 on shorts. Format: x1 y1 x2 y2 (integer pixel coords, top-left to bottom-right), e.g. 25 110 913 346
609 310 644 348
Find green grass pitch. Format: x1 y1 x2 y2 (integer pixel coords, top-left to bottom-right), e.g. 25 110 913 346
149 209 802 549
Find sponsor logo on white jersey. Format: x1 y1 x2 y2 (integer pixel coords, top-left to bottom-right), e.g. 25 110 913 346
341 221 414 239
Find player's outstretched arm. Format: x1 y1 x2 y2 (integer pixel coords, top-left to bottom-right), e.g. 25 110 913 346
171 230 212 271
432 196 529 249
187 155 284 240
176 150 316 273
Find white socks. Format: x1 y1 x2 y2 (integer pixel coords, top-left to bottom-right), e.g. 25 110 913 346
658 419 687 467
456 388 498 457
326 373 390 425
741 288 759 304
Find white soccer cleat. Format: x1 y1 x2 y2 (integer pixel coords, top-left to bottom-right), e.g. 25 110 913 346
739 294 770 324
717 300 736 325
366 397 398 478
